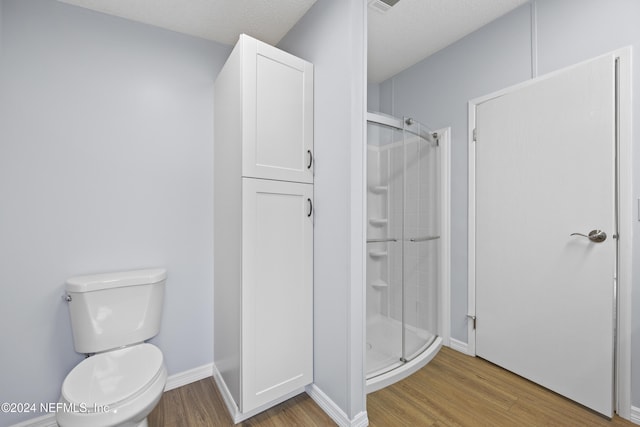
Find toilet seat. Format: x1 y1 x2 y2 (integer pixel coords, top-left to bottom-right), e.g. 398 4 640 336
62 343 164 409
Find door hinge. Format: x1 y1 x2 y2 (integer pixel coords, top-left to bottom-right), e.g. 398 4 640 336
467 314 476 329
472 128 477 142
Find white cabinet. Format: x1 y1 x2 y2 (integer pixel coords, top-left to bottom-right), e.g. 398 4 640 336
213 34 313 422
241 178 313 411
217 33 313 183
248 40 313 183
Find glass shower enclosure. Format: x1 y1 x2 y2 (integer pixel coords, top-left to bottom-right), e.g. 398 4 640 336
366 112 442 390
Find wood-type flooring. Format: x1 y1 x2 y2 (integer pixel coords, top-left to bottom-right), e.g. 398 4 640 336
148 346 636 426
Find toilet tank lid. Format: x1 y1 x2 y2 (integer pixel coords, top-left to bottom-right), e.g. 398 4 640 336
66 268 166 293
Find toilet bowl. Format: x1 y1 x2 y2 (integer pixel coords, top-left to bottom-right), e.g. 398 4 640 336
58 269 168 427
57 344 167 427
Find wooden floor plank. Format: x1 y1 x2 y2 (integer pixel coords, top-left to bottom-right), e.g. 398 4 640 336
149 346 635 426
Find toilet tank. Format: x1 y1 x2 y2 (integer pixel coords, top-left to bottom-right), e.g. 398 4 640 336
65 268 166 354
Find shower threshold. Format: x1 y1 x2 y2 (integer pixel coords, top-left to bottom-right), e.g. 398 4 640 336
365 315 442 393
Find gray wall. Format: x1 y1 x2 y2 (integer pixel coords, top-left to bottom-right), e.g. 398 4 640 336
376 0 640 409
279 0 367 420
0 1 230 425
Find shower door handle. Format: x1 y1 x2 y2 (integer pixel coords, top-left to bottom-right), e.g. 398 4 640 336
570 229 607 243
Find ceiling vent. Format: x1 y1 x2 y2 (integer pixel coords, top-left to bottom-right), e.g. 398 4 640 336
368 0 400 14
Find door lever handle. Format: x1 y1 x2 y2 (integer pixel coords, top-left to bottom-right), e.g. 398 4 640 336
570 229 607 243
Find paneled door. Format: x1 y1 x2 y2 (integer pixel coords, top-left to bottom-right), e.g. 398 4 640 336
474 54 616 416
241 35 314 184
241 177 313 412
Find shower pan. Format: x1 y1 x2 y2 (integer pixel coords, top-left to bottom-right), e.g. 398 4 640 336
366 112 443 393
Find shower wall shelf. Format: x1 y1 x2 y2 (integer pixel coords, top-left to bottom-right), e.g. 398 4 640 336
370 279 389 289
369 250 388 258
369 218 388 227
370 185 388 194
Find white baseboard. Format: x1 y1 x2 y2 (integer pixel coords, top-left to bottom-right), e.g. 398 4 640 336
211 363 241 422
211 362 308 423
449 337 472 355
630 405 640 424
10 363 214 427
350 410 369 427
165 362 214 391
305 383 369 427
211 363 239 422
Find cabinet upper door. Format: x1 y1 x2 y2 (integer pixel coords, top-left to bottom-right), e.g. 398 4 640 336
241 178 313 412
241 35 314 183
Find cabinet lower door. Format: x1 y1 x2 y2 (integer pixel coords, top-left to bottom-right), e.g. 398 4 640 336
241 178 313 412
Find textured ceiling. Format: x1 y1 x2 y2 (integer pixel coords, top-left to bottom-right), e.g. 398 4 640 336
58 0 317 46
368 0 530 82
58 0 530 83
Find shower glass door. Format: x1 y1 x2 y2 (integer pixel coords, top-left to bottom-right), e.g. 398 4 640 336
401 119 439 363
366 119 404 376
366 112 440 378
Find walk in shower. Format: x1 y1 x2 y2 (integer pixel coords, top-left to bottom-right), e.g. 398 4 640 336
366 112 443 393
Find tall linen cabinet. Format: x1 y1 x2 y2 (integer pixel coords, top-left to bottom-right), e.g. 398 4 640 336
213 34 314 422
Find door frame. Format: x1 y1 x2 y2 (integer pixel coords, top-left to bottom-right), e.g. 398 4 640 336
467 47 632 418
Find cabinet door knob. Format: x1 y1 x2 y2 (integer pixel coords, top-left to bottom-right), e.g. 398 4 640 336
307 198 313 217
307 150 313 169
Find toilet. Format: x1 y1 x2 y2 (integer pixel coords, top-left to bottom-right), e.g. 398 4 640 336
57 268 168 427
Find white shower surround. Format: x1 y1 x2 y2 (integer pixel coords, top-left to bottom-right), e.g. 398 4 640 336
365 114 451 391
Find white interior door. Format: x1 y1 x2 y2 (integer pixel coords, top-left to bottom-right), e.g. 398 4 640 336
474 54 616 416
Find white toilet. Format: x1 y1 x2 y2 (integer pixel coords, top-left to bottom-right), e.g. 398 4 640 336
57 268 168 427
